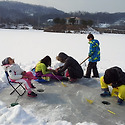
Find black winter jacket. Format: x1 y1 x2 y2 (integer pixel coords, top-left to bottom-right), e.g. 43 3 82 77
58 56 83 79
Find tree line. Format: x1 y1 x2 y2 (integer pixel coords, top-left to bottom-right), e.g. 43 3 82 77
53 17 93 27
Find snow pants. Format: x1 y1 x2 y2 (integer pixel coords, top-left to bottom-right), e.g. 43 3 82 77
100 76 125 100
86 62 99 77
42 73 63 80
35 71 63 80
15 72 36 92
66 68 83 79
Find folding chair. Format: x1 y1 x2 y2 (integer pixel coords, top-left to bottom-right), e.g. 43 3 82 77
5 71 26 96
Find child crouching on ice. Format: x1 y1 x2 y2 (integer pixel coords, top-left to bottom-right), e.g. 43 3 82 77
2 57 37 97
56 52 83 83
100 66 125 105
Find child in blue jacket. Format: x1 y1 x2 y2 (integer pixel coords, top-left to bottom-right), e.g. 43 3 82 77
84 34 100 78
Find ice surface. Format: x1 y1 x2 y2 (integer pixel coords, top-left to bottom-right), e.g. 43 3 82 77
0 29 125 125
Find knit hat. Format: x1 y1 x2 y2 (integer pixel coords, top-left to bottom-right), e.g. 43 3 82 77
2 57 10 65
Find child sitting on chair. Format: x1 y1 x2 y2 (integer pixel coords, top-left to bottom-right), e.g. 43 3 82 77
35 56 68 81
100 66 125 105
2 57 37 97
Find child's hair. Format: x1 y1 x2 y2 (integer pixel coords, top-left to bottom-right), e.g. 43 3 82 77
56 52 68 63
87 34 94 40
40 56 51 67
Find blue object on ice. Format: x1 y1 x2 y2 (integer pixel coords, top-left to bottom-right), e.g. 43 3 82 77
100 91 111 97
117 98 123 105
35 79 48 83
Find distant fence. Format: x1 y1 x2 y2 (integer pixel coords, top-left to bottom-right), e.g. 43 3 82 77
96 28 125 34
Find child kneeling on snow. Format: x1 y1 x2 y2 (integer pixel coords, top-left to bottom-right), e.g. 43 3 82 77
100 66 125 105
56 52 83 82
2 57 37 97
35 56 68 81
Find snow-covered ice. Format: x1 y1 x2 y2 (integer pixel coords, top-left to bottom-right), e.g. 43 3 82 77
0 29 125 125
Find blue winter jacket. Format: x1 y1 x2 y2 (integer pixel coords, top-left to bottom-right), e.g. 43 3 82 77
88 39 100 62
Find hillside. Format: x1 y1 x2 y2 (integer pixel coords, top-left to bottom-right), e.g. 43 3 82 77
0 1 66 26
0 1 65 15
70 11 125 24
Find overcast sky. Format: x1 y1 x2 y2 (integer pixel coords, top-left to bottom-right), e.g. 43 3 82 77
2 0 125 13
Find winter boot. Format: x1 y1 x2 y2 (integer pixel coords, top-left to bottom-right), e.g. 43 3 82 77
117 98 123 105
28 91 37 97
69 78 77 83
62 77 69 81
100 91 111 97
31 84 36 89
92 76 99 78
84 76 90 78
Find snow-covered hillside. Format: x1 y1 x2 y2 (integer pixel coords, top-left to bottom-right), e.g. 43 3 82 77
0 29 125 125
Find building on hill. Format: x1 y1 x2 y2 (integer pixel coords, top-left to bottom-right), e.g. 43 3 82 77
66 17 81 25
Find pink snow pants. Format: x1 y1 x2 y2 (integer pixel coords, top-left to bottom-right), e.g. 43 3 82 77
15 72 36 91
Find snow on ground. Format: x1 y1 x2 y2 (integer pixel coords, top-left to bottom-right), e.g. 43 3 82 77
0 29 125 125
0 99 98 125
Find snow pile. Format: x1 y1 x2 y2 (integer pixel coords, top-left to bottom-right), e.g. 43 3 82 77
0 100 67 125
0 101 97 125
0 101 38 125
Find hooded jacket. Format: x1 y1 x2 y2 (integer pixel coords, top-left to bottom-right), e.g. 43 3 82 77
35 61 50 75
104 66 125 88
3 64 24 80
57 53 83 79
88 39 100 62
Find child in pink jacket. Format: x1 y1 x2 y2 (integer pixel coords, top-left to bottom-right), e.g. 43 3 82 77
2 57 37 97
